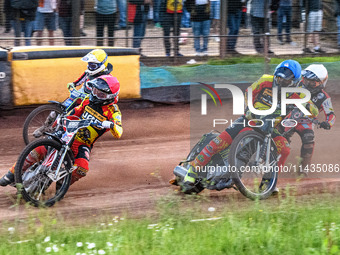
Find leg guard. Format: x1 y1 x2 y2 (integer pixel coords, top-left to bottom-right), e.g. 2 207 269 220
192 130 233 168
71 158 89 185
299 129 315 168
273 136 290 167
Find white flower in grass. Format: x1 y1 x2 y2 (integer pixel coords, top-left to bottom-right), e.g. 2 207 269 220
52 245 59 252
44 236 51 243
76 242 83 247
87 243 96 249
8 227 15 234
208 207 216 212
45 247 52 252
98 250 106 254
61 244 65 247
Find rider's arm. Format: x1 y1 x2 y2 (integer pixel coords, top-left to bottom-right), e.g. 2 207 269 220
320 92 336 128
106 104 123 139
73 72 88 86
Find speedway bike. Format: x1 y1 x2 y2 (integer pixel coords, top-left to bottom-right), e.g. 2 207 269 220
172 108 319 200
15 116 114 207
22 84 88 145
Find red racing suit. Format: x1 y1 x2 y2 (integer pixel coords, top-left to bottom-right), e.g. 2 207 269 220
286 87 336 168
192 74 317 169
10 98 123 185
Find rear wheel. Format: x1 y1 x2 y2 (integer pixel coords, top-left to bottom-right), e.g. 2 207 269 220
15 139 72 207
23 104 64 145
228 130 278 200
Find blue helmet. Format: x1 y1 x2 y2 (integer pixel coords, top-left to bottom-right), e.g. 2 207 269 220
273 60 301 87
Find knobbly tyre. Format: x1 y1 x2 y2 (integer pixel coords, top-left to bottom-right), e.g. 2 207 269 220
172 108 320 200
22 84 88 145
15 116 114 207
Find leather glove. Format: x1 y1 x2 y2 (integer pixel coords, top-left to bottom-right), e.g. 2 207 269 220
67 82 74 90
101 121 114 129
320 121 331 130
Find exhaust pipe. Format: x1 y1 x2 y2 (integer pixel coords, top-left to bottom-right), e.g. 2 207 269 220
173 165 188 179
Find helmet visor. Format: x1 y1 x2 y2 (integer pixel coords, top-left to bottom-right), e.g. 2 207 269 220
274 76 293 87
92 87 115 100
88 62 102 71
302 77 322 89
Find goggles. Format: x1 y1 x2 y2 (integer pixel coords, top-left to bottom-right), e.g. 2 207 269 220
302 77 322 89
87 55 108 71
88 62 102 71
92 87 115 100
274 76 293 87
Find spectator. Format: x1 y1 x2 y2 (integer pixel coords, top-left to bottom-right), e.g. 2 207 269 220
303 0 324 53
277 0 296 45
250 0 274 54
116 0 128 29
186 0 210 56
227 0 242 54
210 0 220 42
181 0 191 28
58 0 72 46
80 0 87 36
95 0 117 46
3 0 12 33
130 0 151 50
160 0 183 57
10 0 38 46
35 0 57 46
153 0 162 27
337 0 340 50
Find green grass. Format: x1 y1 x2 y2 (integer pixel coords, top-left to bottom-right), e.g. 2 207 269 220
204 56 340 66
1 190 340 255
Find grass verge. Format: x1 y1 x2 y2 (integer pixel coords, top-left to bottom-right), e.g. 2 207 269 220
1 189 340 255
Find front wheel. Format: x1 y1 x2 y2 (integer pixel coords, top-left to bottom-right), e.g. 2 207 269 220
23 104 64 145
15 139 72 207
228 130 278 200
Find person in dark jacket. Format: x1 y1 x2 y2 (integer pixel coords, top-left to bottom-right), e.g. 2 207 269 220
58 0 72 46
130 0 151 50
160 0 183 57
3 0 12 33
185 0 210 56
227 0 243 54
11 1 38 46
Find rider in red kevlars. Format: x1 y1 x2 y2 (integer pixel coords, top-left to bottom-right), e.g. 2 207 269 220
286 64 336 172
0 75 123 186
67 49 114 94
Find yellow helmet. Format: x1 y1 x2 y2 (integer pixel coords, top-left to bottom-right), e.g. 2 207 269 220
81 49 108 75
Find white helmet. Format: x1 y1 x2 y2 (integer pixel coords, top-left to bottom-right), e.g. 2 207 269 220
301 64 328 93
81 49 108 76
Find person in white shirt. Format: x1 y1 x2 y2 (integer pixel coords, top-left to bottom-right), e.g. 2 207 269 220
35 0 57 46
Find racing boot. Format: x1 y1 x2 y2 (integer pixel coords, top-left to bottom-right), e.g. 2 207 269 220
181 164 198 192
0 171 15 187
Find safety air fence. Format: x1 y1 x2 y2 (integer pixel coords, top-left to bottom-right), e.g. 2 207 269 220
140 62 340 103
0 46 140 108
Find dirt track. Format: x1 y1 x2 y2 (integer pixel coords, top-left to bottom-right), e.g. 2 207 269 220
0 98 339 222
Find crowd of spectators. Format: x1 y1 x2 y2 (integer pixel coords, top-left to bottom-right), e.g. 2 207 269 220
1 0 339 57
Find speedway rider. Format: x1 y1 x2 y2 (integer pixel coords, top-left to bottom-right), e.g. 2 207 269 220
177 60 317 192
68 49 114 93
286 64 336 171
0 75 123 186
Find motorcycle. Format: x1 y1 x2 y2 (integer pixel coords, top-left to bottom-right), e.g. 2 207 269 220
15 116 113 207
172 108 320 200
22 84 88 145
